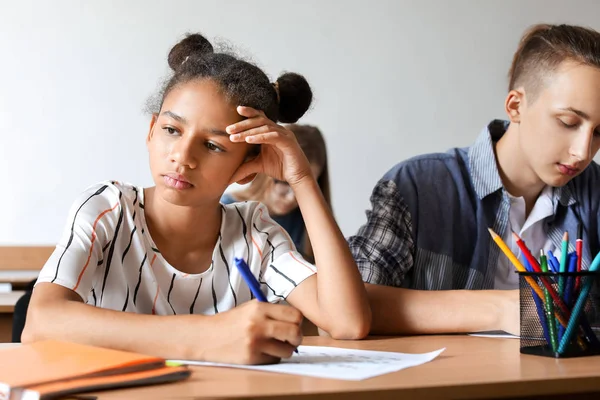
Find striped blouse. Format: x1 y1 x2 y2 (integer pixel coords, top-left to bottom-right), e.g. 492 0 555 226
37 181 316 315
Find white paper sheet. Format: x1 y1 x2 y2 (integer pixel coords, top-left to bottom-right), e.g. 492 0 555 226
170 346 445 381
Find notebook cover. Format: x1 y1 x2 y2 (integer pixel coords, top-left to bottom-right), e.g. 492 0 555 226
19 366 191 400
0 340 164 397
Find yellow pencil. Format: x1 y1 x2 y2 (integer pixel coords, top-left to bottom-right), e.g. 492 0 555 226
487 228 545 300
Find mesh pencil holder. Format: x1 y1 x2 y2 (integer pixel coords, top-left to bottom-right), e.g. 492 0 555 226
519 271 600 358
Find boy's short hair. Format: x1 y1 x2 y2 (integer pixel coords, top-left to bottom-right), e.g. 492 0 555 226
508 24 600 101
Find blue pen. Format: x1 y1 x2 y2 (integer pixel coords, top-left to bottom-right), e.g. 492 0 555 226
234 257 298 353
234 257 267 302
547 250 560 273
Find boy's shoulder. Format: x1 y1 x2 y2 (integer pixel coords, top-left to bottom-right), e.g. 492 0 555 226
382 147 470 187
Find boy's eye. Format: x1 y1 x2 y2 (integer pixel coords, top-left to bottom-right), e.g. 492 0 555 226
558 119 577 129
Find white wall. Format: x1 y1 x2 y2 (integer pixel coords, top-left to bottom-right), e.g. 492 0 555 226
1 0 599 244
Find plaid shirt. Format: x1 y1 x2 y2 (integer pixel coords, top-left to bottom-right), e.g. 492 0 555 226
348 120 600 290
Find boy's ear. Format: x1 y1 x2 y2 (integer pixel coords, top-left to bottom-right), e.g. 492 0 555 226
505 89 524 123
147 114 159 145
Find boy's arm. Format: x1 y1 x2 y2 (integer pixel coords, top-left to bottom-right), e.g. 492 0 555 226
365 284 519 335
348 179 519 335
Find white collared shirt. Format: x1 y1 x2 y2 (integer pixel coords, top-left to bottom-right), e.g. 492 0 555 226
495 186 558 289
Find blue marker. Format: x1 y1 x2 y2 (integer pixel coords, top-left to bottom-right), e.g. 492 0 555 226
234 257 298 353
547 250 560 273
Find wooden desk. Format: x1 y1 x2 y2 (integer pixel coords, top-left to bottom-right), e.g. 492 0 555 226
0 246 53 271
3 336 600 399
0 246 49 290
71 335 600 399
0 291 25 342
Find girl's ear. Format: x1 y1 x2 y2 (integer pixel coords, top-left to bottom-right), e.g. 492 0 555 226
236 174 257 185
229 145 261 185
505 89 525 123
147 114 159 145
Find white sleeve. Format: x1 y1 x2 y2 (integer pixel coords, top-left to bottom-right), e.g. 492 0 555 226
250 203 316 302
36 183 121 301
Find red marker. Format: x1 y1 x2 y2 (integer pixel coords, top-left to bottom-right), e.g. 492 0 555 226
576 223 583 291
512 232 542 272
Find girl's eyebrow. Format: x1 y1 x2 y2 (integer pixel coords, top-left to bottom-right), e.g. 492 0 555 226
160 111 228 137
208 129 229 137
161 110 187 124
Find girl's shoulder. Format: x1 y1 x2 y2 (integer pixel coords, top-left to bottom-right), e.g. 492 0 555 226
221 200 269 222
221 201 284 235
68 180 142 220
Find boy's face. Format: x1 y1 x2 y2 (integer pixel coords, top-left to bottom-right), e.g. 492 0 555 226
146 79 252 207
514 61 600 187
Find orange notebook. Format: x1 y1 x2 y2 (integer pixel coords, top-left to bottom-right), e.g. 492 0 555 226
0 340 191 400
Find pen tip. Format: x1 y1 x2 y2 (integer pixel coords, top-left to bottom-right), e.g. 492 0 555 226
563 231 569 241
512 231 520 241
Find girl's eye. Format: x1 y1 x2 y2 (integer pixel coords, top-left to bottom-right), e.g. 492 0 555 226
206 142 224 152
163 126 178 135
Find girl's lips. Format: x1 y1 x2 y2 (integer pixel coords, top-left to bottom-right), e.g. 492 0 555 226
163 174 193 190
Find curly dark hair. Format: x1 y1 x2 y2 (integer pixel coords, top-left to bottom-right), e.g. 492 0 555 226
150 33 313 123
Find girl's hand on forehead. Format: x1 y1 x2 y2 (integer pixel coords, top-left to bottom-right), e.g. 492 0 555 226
227 106 313 187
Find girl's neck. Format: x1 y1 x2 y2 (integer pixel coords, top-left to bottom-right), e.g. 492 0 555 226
494 123 546 215
143 187 222 255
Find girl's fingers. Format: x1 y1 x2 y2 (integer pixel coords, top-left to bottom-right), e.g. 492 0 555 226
243 131 285 144
237 106 264 118
226 107 270 134
256 338 296 362
229 125 272 142
227 116 270 135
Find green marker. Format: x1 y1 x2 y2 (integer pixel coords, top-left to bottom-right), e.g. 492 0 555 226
540 250 558 352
